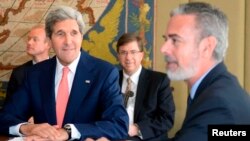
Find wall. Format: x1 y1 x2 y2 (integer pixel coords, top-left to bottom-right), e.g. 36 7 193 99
154 0 249 137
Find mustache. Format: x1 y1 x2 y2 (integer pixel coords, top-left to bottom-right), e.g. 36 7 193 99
164 56 177 63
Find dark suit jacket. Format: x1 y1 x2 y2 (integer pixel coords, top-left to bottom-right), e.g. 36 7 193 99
119 68 175 141
0 51 129 140
172 62 250 141
6 60 33 102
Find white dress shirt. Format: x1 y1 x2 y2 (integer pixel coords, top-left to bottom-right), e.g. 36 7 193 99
10 53 82 140
122 65 142 124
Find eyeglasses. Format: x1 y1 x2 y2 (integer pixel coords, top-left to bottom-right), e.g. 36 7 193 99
118 50 142 56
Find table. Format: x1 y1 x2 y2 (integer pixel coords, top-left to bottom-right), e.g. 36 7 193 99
0 135 9 141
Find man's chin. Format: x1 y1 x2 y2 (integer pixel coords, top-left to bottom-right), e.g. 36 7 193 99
167 70 194 81
167 71 184 81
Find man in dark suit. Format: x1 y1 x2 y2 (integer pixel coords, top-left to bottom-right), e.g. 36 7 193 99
6 24 50 102
116 33 175 141
0 6 128 141
161 2 250 141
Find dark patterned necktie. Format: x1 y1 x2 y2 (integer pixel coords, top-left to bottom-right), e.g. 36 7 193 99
124 77 134 107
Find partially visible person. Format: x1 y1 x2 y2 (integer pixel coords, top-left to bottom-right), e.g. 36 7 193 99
6 24 51 101
161 2 250 141
0 6 128 141
116 33 175 141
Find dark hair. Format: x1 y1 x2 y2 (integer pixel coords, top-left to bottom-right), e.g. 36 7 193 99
116 33 144 52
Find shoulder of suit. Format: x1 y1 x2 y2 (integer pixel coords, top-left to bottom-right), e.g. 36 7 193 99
83 52 115 70
28 58 54 72
144 68 166 76
11 60 33 72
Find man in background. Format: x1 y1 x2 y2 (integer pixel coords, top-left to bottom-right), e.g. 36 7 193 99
117 33 175 141
161 2 250 141
6 24 51 101
0 6 128 141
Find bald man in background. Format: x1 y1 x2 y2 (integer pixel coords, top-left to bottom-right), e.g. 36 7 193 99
6 24 51 102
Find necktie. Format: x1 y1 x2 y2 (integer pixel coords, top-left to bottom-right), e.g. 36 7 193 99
124 77 134 107
56 67 70 127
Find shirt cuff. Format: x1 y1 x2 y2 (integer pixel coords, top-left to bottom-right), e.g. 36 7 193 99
67 124 81 140
134 123 143 139
10 123 81 140
9 122 29 136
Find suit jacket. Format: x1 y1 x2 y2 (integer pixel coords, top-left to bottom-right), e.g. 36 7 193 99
0 51 129 140
6 60 33 102
172 62 250 141
119 68 175 141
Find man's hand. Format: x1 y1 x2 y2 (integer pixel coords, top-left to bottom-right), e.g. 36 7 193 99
128 124 139 137
20 123 68 140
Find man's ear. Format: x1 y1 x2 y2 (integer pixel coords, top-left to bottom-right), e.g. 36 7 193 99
141 51 145 58
200 36 217 58
47 38 52 49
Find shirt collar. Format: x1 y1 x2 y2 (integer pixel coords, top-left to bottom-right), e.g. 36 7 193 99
123 65 142 85
190 64 217 99
56 52 81 74
32 56 50 65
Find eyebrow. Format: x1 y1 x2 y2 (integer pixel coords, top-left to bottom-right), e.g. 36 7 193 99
168 34 181 38
162 34 181 40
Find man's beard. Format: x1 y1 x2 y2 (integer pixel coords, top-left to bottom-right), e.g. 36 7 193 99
167 65 197 81
165 56 198 81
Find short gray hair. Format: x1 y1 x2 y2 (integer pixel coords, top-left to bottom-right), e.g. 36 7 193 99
171 2 228 63
45 6 85 38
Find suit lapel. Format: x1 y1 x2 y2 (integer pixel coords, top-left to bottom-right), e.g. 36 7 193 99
134 68 148 121
194 62 226 100
119 71 123 93
184 62 227 124
40 57 57 124
63 52 93 124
